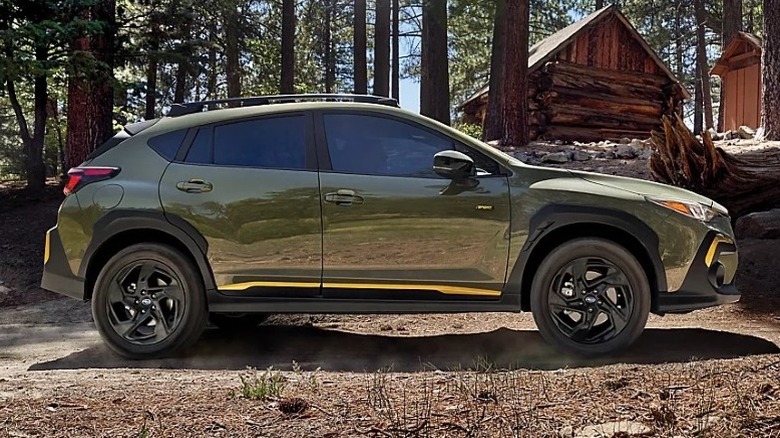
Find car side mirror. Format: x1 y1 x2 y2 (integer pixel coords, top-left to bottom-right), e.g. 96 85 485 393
433 150 476 180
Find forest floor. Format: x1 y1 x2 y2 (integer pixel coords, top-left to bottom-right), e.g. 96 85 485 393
1 142 780 437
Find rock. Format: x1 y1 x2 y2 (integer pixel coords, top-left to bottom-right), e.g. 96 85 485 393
571 150 590 161
554 140 565 146
707 127 722 140
619 137 632 144
735 209 780 239
0 285 11 295
630 138 648 149
722 130 737 140
575 421 653 437
614 144 637 159
738 125 756 139
542 152 570 164
638 149 654 160
513 152 531 163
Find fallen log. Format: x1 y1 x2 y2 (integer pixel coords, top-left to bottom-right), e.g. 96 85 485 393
649 114 780 217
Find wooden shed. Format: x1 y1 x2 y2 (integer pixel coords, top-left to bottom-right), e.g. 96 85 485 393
459 5 690 143
711 32 762 131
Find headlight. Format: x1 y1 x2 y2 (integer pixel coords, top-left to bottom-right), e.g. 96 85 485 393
647 198 717 222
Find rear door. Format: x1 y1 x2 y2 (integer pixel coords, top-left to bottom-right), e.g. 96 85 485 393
316 111 511 300
159 112 323 297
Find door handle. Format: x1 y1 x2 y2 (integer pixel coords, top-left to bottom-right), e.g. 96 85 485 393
176 179 213 193
324 189 364 206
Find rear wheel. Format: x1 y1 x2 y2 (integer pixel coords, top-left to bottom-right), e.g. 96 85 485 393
91 243 207 359
530 238 650 356
209 312 268 330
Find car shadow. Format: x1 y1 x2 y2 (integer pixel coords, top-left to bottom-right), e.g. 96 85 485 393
29 326 780 372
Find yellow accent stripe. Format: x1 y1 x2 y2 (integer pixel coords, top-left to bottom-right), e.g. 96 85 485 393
43 229 51 265
323 282 501 297
220 281 501 297
705 235 734 267
220 281 320 291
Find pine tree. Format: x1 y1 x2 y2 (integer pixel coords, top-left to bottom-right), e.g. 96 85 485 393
420 0 450 125
354 0 367 94
501 0 530 146
374 0 391 97
762 0 780 139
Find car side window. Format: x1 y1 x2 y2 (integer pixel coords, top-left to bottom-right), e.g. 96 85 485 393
323 113 500 177
323 114 456 177
197 115 308 169
148 129 187 161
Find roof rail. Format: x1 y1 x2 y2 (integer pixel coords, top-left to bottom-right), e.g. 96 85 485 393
168 94 399 117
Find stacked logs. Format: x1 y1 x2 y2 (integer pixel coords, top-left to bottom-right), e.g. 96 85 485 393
529 61 678 142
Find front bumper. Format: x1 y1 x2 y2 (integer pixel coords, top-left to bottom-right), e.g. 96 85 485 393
656 232 739 314
40 226 87 300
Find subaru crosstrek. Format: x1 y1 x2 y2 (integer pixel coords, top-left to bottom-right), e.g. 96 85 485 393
41 94 739 359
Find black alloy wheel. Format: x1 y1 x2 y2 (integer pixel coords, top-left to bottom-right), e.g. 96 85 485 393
92 244 207 359
530 238 650 356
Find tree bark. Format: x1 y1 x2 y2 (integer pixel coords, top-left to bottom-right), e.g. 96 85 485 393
281 0 295 94
483 0 506 142
720 0 742 130
145 17 159 120
695 0 714 130
225 1 241 99
66 0 116 170
762 0 780 140
391 0 400 101
374 0 391 97
650 115 780 217
354 0 367 94
693 58 704 135
501 0 530 146
207 25 218 100
420 0 450 125
595 0 604 9
324 0 335 93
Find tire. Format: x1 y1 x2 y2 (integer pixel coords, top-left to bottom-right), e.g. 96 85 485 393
91 243 208 359
209 312 269 330
530 238 651 356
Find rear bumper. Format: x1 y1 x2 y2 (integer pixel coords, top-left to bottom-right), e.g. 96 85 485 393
656 232 739 314
40 226 86 300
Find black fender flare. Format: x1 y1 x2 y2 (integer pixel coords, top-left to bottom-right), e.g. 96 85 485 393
507 204 667 309
80 210 216 292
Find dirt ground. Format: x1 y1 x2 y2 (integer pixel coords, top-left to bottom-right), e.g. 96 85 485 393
1 152 780 437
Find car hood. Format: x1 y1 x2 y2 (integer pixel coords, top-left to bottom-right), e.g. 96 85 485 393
566 169 728 214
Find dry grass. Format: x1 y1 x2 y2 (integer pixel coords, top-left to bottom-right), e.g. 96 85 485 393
1 356 779 437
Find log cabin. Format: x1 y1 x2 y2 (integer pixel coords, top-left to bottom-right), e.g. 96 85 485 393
711 32 763 132
458 5 690 143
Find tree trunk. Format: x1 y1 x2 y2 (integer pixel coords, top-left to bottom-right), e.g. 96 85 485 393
501 0 530 147
174 63 187 103
324 0 335 93
484 0 506 141
693 59 704 135
695 0 714 130
66 0 116 170
762 0 780 140
225 1 241 99
650 115 780 217
353 0 367 94
281 0 295 94
145 18 159 120
374 0 391 97
595 0 604 9
720 0 742 130
391 0 400 101
420 0 450 125
207 25 218 100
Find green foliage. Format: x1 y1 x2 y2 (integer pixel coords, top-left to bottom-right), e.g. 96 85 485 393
238 367 286 400
453 121 483 140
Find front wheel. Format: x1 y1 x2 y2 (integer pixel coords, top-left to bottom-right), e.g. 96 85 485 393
91 243 208 359
530 238 650 356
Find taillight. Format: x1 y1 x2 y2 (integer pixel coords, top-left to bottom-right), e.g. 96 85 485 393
64 167 121 195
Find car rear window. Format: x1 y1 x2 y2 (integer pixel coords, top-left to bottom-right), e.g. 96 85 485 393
148 129 188 161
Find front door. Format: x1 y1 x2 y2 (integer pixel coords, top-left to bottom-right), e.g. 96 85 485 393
317 111 511 300
159 112 322 297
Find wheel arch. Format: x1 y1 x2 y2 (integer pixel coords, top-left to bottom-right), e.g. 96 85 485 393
81 210 216 301
509 205 666 312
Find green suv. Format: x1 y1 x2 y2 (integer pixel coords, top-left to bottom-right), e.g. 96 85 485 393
41 94 739 359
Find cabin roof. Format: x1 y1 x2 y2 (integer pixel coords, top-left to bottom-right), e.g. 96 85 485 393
711 32 762 76
459 5 690 109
